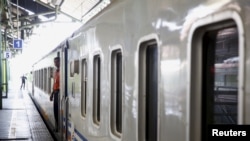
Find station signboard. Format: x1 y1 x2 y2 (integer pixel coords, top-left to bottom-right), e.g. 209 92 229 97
13 39 23 49
4 51 11 59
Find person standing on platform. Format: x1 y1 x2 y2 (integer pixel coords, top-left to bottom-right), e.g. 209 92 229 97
20 75 27 89
50 56 60 132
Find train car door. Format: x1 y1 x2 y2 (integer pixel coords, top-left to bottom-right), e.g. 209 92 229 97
65 37 81 140
61 44 69 140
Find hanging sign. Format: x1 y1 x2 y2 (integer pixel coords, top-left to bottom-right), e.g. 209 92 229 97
13 39 23 49
4 51 11 59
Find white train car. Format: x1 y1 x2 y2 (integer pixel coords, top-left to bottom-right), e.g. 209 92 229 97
27 0 250 141
28 43 65 139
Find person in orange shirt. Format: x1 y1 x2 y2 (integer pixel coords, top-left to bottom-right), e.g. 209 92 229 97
50 56 60 132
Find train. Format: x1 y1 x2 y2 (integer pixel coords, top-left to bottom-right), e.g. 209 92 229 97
26 0 250 141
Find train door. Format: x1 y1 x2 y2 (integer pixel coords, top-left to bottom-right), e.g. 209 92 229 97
65 38 81 141
61 45 69 141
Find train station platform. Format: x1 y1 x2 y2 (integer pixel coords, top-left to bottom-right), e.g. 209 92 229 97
0 80 55 141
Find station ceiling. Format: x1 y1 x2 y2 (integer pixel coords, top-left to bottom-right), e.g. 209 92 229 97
0 0 111 53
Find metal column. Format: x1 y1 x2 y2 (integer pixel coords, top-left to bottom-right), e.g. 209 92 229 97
0 4 3 109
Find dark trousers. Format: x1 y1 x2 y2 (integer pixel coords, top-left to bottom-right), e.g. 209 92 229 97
53 90 59 129
20 82 25 89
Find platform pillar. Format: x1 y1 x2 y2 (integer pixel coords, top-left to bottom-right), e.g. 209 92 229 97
0 8 2 109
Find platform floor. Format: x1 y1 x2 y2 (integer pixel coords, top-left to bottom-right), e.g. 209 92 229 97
0 81 54 141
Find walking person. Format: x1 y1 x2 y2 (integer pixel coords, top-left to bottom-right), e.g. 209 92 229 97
20 75 27 89
50 56 60 132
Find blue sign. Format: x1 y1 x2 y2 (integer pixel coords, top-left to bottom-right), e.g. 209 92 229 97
13 39 23 49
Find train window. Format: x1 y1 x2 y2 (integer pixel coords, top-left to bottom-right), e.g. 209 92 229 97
48 67 53 94
74 60 79 74
37 70 38 88
70 60 80 77
50 67 53 78
138 39 158 141
37 70 39 87
44 68 47 92
36 70 38 87
93 55 101 125
70 61 74 77
39 69 42 89
34 71 36 87
110 49 123 137
81 59 88 117
41 69 44 90
189 20 241 141
202 27 238 133
38 70 40 88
